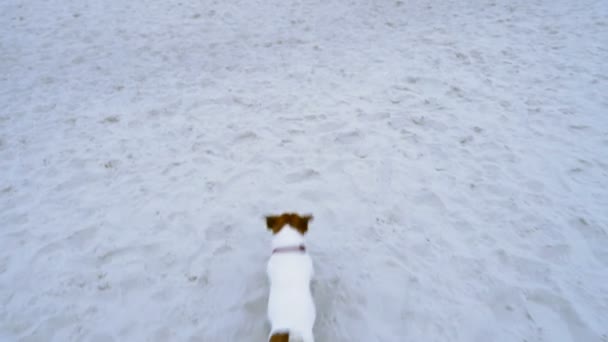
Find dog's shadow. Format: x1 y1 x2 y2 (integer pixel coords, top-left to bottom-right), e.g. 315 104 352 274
238 266 271 340
311 257 345 342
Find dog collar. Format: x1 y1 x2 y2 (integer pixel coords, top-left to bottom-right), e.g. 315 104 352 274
272 245 306 254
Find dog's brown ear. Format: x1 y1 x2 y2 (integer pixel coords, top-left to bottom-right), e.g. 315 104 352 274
291 214 313 234
266 216 278 230
266 215 288 234
301 215 313 228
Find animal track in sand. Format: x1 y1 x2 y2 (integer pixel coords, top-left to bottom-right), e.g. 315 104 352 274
494 249 552 283
333 130 363 144
413 189 448 215
316 121 343 133
285 168 320 183
571 217 608 266
525 288 599 341
232 131 259 143
538 244 571 264
96 243 160 266
204 223 234 241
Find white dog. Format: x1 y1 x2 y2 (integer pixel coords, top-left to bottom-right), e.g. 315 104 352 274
265 213 315 342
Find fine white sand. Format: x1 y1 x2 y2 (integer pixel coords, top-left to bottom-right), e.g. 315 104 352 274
1 0 607 341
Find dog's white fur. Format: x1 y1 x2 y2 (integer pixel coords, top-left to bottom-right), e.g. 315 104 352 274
267 225 315 342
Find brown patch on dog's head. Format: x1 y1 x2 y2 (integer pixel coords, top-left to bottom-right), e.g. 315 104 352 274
269 332 289 342
265 213 313 235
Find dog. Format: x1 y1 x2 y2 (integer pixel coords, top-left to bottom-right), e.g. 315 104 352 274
265 213 315 342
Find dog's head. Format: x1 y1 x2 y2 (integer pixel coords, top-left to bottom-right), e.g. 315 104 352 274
265 213 313 235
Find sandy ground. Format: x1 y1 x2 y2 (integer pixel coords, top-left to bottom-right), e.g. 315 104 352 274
1 0 607 341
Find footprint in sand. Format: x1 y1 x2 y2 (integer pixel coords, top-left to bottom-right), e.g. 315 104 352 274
333 130 363 144
525 289 600 342
89 333 116 342
537 243 571 264
413 189 448 217
211 244 233 256
19 312 78 342
486 285 532 327
96 243 160 267
494 249 551 283
358 111 390 123
571 217 608 266
0 255 9 275
233 131 260 144
311 276 341 339
285 168 320 183
242 273 268 317
204 223 234 241
316 121 343 133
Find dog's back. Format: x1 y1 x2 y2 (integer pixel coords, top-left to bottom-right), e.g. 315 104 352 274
267 253 315 341
265 213 316 342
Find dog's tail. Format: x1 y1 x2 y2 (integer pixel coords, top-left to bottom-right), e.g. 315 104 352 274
269 331 306 342
269 332 289 342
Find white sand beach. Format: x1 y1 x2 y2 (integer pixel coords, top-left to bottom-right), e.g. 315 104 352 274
1 0 607 341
